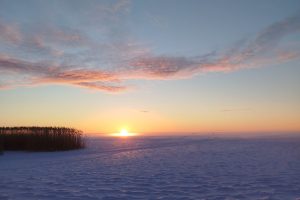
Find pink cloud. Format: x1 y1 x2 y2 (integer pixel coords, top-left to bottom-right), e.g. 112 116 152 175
0 13 300 93
0 19 22 44
0 55 127 92
75 82 128 93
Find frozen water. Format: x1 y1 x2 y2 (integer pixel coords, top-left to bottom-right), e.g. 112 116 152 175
1 136 300 199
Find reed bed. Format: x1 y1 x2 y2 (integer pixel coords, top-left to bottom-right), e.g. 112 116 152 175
0 127 85 152
0 135 3 154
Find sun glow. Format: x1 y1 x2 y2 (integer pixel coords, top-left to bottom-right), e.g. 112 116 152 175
120 129 129 137
110 128 137 137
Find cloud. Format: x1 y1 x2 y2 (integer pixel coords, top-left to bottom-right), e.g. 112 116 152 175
0 54 49 74
126 56 198 79
0 7 300 93
140 110 149 113
0 17 90 60
75 82 128 93
0 55 127 92
221 108 252 112
146 12 169 30
0 19 22 44
124 13 300 80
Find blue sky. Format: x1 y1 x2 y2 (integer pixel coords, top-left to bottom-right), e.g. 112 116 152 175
0 0 299 134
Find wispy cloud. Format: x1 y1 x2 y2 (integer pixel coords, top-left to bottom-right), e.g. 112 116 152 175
0 19 21 44
221 108 252 112
140 110 149 113
124 13 300 80
0 2 299 93
0 55 126 92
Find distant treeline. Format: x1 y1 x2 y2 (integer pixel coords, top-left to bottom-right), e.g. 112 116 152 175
0 127 85 152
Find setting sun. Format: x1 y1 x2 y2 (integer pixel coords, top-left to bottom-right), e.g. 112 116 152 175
111 128 137 137
120 129 129 137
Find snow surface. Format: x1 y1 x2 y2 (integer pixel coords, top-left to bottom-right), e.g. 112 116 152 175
1 136 300 199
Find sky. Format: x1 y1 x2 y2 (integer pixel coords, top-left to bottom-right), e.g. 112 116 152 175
0 0 300 136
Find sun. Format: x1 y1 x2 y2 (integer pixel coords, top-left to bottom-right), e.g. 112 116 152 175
110 128 137 137
119 129 129 137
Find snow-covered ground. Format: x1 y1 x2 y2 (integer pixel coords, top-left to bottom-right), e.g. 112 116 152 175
1 136 300 200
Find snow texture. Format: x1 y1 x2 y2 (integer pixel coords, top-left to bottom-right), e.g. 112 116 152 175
1 136 300 199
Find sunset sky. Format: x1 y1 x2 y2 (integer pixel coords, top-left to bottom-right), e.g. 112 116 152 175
0 0 300 135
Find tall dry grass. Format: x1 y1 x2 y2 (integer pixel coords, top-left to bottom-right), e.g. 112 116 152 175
0 127 85 152
0 134 3 154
